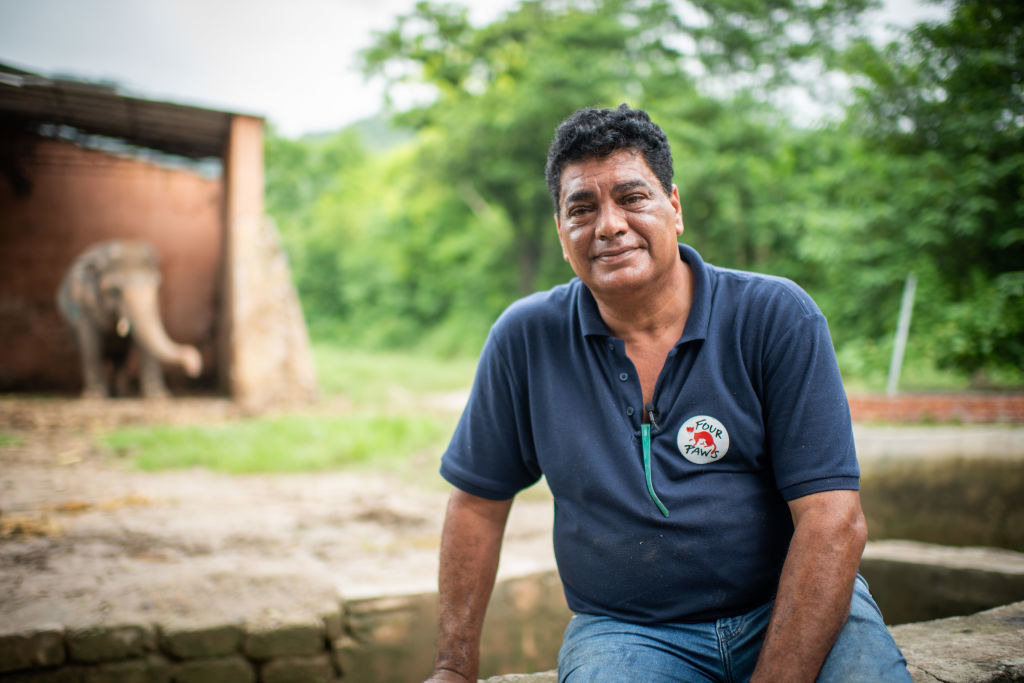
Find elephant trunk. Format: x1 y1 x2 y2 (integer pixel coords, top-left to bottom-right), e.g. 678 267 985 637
121 281 203 377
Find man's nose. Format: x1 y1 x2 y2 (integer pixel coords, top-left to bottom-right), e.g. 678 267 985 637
594 204 628 240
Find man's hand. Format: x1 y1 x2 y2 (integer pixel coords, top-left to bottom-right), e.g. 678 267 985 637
429 488 513 683
751 489 867 682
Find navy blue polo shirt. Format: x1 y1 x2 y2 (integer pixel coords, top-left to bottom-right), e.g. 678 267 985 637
440 243 859 624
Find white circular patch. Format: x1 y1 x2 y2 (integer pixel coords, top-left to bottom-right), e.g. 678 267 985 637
677 415 730 464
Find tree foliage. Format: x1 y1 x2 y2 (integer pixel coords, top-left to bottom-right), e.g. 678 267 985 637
265 0 1023 384
834 0 1024 375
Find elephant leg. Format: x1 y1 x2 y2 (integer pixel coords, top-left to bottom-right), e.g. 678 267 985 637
113 356 133 397
74 319 108 398
137 343 169 399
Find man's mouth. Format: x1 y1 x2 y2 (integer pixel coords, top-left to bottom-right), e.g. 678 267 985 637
594 246 639 263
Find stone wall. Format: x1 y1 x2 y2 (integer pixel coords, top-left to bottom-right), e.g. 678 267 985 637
0 610 340 682
0 571 571 683
4 548 1022 683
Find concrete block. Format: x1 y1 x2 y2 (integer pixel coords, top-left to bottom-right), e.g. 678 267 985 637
0 666 84 682
861 540 1024 624
892 600 1024 682
260 654 334 683
480 571 570 677
321 607 342 643
342 593 436 646
482 674 557 683
243 616 323 660
172 656 255 683
68 625 155 664
859 452 1024 551
81 654 171 683
0 626 65 672
338 574 568 683
158 622 243 660
336 592 437 683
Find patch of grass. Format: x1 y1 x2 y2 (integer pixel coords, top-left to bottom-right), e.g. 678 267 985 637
0 431 21 447
95 346 477 475
312 344 477 407
104 413 451 474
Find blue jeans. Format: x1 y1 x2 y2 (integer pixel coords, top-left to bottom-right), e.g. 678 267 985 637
558 574 910 682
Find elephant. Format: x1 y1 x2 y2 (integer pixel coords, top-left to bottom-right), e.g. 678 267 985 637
56 240 202 398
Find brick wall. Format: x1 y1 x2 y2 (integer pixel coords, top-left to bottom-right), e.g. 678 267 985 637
0 135 223 392
848 394 1024 424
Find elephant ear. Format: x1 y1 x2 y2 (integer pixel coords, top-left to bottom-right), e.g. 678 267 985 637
78 260 107 321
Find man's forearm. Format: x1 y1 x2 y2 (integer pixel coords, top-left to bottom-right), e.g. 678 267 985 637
751 489 868 682
430 489 513 682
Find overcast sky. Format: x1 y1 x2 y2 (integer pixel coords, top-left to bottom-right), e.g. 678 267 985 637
0 0 949 138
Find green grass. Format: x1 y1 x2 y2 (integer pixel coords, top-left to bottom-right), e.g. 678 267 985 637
0 431 20 447
312 343 477 407
100 345 476 474
97 339 1014 475
104 413 450 473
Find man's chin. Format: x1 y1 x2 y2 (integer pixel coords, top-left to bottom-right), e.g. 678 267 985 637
587 267 651 296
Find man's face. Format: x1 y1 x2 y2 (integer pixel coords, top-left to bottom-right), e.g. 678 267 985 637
555 148 684 297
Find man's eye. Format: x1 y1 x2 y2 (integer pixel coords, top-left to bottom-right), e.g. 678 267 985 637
568 206 591 217
623 194 645 205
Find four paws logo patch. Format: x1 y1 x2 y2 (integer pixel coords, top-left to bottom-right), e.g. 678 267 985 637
677 415 730 464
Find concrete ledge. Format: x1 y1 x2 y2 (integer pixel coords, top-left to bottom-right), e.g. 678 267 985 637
893 600 1024 682
481 602 1024 683
3 570 1020 683
861 540 1024 624
482 673 557 683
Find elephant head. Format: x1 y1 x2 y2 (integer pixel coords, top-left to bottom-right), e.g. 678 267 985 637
57 240 202 398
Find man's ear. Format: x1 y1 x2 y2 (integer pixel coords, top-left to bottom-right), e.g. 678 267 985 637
554 212 569 261
671 185 684 236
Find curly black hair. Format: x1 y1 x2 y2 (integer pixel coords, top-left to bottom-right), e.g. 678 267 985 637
544 103 674 210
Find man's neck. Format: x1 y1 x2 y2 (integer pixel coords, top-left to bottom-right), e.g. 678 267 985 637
593 259 693 343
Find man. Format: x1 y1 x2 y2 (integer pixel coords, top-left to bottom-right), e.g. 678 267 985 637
428 105 909 682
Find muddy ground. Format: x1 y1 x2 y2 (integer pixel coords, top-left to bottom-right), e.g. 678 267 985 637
0 397 556 631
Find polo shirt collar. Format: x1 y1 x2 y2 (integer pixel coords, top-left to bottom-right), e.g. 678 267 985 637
576 242 712 344
679 243 711 344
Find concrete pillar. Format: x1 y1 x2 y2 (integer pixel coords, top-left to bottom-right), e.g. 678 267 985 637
221 115 316 410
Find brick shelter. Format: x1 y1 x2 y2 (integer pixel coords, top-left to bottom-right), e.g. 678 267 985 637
0 63 315 409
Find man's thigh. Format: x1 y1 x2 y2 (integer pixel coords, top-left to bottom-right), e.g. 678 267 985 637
557 575 910 682
557 612 720 682
557 601 771 683
818 574 911 682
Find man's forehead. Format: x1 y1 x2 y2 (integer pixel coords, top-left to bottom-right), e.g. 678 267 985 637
559 149 658 196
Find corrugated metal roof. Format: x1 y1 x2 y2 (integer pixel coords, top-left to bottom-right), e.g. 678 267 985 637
0 63 251 159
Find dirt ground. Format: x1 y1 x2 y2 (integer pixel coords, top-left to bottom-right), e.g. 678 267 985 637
0 397 556 631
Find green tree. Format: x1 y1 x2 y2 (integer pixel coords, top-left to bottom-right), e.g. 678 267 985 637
837 0 1024 377
360 0 873 296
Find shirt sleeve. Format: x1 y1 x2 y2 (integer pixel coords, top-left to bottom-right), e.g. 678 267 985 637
759 289 860 501
439 325 542 500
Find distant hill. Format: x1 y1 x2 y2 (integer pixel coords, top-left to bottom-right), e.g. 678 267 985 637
299 114 413 152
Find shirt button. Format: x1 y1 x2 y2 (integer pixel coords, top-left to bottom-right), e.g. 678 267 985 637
606 342 614 351
618 372 628 381
626 406 634 416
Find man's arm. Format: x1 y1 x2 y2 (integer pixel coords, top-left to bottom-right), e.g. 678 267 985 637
427 488 514 682
751 489 868 682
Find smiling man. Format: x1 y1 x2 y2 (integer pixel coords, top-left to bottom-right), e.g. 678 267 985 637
427 105 910 682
